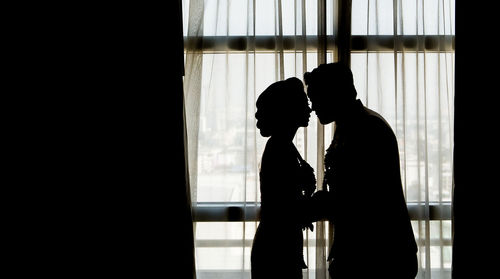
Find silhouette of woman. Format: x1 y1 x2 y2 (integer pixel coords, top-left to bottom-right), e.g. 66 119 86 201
251 77 315 279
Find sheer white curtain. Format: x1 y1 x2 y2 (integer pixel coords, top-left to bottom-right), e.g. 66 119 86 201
350 0 455 278
183 0 337 278
183 0 454 278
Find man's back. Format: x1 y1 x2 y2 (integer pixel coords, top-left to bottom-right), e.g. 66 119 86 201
325 100 417 278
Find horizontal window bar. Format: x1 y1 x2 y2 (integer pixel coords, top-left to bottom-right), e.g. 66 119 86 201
184 35 455 52
195 239 330 248
193 202 259 221
195 238 451 248
192 202 452 222
196 239 254 247
352 35 455 52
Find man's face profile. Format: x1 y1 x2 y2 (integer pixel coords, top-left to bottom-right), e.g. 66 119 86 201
307 82 336 125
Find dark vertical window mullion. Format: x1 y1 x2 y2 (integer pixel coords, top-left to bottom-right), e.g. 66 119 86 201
337 0 352 67
318 0 327 65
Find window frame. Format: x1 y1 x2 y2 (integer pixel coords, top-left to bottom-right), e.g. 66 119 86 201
185 1 455 275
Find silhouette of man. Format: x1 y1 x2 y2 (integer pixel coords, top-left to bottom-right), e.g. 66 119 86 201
305 63 418 278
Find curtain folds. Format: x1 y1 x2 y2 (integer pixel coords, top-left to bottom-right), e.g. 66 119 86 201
176 0 196 278
350 1 455 278
183 1 454 278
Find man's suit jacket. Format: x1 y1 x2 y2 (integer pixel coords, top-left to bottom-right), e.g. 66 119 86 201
313 100 418 278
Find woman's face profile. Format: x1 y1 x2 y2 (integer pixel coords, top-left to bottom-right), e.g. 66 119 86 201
297 94 312 128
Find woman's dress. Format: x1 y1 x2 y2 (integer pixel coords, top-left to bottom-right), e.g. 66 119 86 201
251 138 315 279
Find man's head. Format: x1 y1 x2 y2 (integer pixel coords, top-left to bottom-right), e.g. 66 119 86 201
304 63 357 124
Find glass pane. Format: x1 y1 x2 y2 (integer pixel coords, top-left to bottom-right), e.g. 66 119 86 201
410 220 452 279
195 222 256 275
352 0 456 36
197 53 261 202
305 0 318 35
228 0 252 35
195 221 326 278
202 0 227 36
182 0 190 36
255 0 276 35
398 0 455 35
197 52 320 202
351 51 454 203
352 0 394 35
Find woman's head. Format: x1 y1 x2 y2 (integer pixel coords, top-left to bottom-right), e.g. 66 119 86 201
255 77 311 137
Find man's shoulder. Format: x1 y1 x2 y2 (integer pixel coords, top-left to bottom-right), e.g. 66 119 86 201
362 107 391 129
363 106 387 126
358 106 397 143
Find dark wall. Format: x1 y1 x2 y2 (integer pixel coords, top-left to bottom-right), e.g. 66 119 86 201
453 2 496 278
54 2 193 277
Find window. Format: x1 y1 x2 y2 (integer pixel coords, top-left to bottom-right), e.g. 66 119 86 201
184 0 455 278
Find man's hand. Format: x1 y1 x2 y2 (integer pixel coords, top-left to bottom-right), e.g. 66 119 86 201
308 190 333 221
312 190 331 202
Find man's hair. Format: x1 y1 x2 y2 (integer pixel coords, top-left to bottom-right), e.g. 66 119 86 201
304 62 357 99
